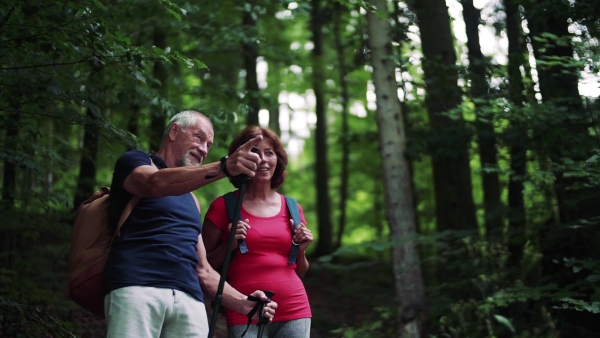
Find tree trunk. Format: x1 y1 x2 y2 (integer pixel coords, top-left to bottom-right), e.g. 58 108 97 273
2 108 19 210
503 0 527 266
367 1 427 336
461 0 503 239
149 26 168 153
311 0 334 256
412 0 478 232
242 1 261 126
74 105 100 210
127 103 141 145
267 70 282 136
333 1 350 249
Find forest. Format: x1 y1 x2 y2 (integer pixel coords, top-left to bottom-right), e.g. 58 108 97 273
1 0 599 337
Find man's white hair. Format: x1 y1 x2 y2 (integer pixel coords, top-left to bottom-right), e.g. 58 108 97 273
162 110 208 140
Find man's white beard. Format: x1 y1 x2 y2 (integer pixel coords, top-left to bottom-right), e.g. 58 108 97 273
177 150 202 167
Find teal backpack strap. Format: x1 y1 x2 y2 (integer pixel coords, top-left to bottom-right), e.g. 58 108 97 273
223 191 248 253
285 196 301 264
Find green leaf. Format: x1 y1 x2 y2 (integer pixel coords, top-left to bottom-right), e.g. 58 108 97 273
114 33 131 45
166 8 182 21
587 274 600 282
493 315 515 333
92 0 108 10
194 59 208 69
133 71 146 83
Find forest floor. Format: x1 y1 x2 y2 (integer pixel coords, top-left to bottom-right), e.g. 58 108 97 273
303 259 395 337
68 257 395 338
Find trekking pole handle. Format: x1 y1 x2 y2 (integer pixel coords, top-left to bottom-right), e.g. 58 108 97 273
234 146 258 253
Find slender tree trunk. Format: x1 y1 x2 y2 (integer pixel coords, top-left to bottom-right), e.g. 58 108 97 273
311 0 333 256
2 108 19 210
333 2 350 249
44 117 54 198
74 105 100 210
265 59 282 188
393 0 431 290
504 0 527 266
242 1 261 126
462 0 503 239
267 70 282 136
74 61 107 209
504 2 535 329
412 0 478 232
263 0 289 136
367 1 427 336
149 26 168 152
127 104 141 143
123 34 143 150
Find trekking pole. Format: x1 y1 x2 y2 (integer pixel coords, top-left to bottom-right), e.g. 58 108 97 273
240 290 274 338
255 290 275 338
208 147 257 338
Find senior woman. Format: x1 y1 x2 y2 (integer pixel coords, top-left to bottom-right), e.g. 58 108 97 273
203 126 313 338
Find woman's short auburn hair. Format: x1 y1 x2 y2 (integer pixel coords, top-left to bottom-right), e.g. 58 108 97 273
228 126 288 189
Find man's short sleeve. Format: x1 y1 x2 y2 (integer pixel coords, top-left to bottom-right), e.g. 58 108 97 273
108 150 151 231
113 150 153 187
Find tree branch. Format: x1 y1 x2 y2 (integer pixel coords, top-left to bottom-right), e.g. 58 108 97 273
0 55 95 70
0 11 82 44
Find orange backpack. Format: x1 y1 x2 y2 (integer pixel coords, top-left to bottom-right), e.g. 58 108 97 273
67 186 139 317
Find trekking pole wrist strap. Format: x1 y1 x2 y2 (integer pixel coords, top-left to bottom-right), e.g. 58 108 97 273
241 290 275 337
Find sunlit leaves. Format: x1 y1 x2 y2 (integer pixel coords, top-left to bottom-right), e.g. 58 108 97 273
557 298 600 313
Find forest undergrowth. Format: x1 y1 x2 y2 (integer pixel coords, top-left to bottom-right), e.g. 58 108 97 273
0 212 396 338
1 212 598 337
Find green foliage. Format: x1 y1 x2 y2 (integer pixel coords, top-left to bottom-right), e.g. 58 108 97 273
427 234 600 337
556 297 600 314
0 210 104 337
0 296 77 338
304 257 397 338
0 0 210 210
330 306 396 338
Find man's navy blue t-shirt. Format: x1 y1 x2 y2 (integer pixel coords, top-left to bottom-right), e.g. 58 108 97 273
104 150 204 302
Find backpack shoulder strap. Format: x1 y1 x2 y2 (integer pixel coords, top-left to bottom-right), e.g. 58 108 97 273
115 196 140 237
285 196 301 264
224 192 301 263
223 191 248 254
113 157 155 238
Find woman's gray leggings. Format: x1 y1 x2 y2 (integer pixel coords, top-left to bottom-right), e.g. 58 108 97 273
228 318 311 338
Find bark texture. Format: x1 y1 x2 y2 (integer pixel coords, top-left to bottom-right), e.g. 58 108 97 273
311 0 334 256
367 1 427 336
412 0 478 232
